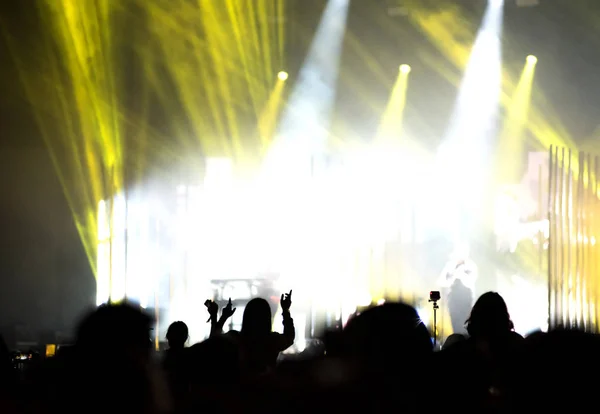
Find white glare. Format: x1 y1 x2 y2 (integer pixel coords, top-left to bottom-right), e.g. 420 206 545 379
273 0 350 174
437 0 504 241
399 64 411 74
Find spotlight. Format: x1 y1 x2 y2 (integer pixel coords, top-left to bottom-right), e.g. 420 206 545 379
399 64 411 74
278 71 289 81
526 55 538 64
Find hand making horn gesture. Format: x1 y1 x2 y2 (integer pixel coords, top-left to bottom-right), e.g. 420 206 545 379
222 298 236 319
280 290 292 312
204 298 235 322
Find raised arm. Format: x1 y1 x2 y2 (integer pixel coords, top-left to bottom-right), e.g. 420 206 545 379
205 298 236 337
277 290 295 351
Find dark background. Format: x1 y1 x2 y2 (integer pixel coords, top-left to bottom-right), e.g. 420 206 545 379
1 0 599 334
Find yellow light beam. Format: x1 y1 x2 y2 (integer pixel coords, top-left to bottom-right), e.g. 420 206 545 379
258 76 287 149
376 65 411 144
497 55 538 183
407 5 577 151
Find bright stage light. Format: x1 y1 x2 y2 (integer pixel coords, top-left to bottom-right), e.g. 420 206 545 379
526 55 538 64
278 71 289 81
399 64 411 74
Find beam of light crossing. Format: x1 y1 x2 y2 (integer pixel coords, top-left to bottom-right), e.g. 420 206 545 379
268 0 350 178
258 74 288 150
408 1 576 152
436 0 504 242
497 55 538 184
376 64 412 145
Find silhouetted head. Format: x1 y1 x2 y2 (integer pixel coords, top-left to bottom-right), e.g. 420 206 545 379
525 330 546 342
166 321 188 349
76 302 152 356
241 298 272 336
59 304 167 414
443 333 466 350
466 292 513 338
341 302 433 371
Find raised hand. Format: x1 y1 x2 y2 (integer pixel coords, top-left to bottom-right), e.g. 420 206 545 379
205 299 218 322
222 298 236 319
280 290 292 312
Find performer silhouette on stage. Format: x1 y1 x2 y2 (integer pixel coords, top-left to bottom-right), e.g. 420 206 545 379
438 244 477 335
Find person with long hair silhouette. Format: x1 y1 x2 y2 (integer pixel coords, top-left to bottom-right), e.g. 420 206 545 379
206 290 295 377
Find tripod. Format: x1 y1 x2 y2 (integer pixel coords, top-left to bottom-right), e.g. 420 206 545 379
428 299 439 348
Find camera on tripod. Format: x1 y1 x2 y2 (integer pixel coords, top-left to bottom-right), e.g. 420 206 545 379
428 290 441 348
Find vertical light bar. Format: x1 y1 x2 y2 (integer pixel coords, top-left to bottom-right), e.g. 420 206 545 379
557 148 565 326
565 149 572 328
110 194 126 302
575 151 583 329
592 156 600 333
138 202 150 308
549 146 559 329
584 153 592 330
96 199 110 306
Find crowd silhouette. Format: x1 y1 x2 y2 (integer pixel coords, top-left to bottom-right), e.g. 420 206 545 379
0 288 596 413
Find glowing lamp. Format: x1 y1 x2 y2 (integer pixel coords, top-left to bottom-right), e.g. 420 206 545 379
399 64 411 74
526 55 538 64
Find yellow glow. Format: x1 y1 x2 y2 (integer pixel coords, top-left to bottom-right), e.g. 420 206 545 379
2 0 287 295
399 64 411 74
259 77 287 149
45 344 56 358
377 66 411 144
278 71 289 81
5 0 593 328
497 55 538 183
407 5 576 151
